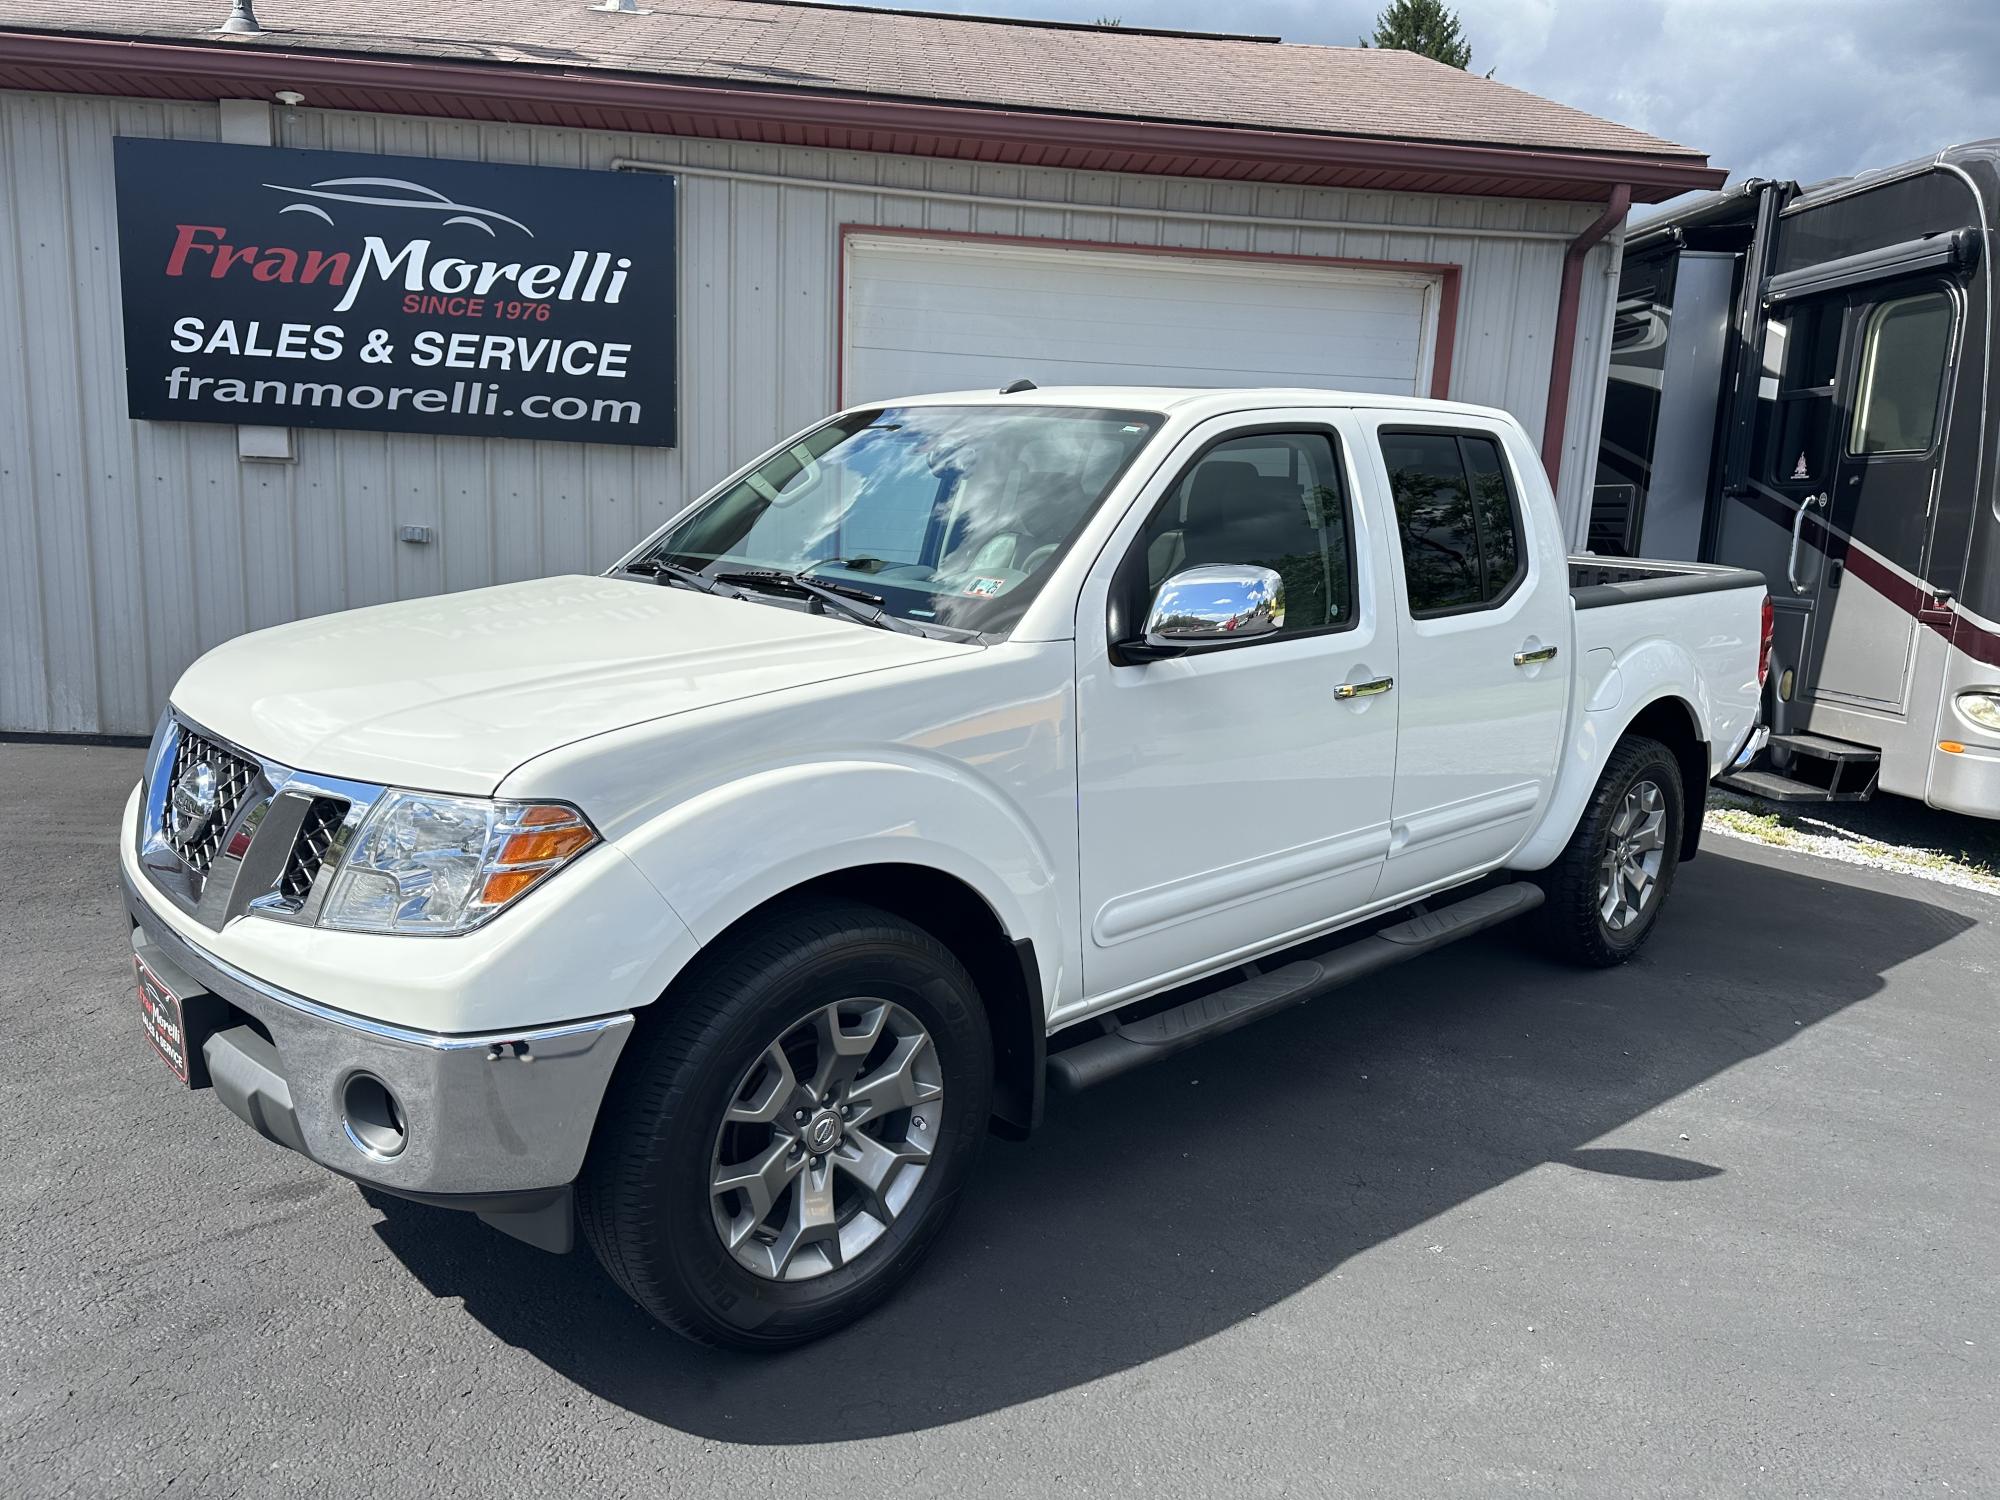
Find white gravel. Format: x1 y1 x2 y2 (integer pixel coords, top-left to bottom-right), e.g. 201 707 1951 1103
1704 792 2000 898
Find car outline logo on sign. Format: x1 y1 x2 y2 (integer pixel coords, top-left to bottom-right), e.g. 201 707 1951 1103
264 174 534 237
169 759 220 843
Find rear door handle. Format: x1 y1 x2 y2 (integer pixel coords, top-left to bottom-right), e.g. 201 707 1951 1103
1334 676 1394 700
1513 645 1559 666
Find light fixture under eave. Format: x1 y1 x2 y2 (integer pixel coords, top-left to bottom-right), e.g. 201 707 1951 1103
275 90 305 106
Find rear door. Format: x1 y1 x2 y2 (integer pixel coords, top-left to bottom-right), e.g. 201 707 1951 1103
1363 418 1571 896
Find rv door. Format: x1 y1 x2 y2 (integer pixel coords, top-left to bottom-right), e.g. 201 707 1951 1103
1717 279 1959 713
1712 290 1845 703
1805 280 1958 708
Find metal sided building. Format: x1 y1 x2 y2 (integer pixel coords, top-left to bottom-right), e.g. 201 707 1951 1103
0 0 1723 737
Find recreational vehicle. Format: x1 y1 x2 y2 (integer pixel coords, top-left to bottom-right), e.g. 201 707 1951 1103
1593 143 2000 818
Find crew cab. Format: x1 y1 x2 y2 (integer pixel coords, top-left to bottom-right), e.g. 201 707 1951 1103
120 387 1768 1348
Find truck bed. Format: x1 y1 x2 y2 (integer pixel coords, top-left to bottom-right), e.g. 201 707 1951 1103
1569 555 1765 609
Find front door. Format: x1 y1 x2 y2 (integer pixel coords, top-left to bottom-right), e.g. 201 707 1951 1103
1805 282 1958 707
1073 418 1399 1006
1368 420 1571 895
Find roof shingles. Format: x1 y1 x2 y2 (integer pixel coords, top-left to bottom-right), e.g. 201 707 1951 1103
2 0 1703 161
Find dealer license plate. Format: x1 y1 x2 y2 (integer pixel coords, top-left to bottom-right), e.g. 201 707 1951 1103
135 952 193 1086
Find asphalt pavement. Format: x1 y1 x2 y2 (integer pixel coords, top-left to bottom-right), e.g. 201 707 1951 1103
3 742 1996 1498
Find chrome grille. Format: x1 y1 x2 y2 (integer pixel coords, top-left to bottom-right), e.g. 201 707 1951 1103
162 727 260 875
137 710 385 932
280 797 350 903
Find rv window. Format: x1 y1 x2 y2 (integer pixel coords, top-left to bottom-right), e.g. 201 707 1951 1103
1772 399 1833 485
1849 292 1953 456
1788 302 1842 391
1758 300 1841 486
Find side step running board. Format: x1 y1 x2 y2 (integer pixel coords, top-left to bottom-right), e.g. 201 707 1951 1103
1046 882 1544 1093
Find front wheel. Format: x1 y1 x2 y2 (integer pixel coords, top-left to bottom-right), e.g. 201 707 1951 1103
577 899 993 1349
1530 734 1686 967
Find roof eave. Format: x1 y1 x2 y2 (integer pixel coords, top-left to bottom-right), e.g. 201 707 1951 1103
0 29 1726 202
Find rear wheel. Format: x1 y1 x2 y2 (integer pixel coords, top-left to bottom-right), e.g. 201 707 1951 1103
577 899 992 1349
1531 734 1686 967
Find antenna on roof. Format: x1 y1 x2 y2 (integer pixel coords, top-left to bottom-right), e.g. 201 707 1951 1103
1000 379 1038 394
213 0 264 35
590 0 655 13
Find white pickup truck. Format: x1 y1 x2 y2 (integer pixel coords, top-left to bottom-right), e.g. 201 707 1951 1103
121 386 1768 1348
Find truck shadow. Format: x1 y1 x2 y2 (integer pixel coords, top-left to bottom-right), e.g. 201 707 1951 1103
365 846 1978 1440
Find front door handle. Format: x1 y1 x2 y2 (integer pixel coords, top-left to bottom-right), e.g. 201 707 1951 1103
1334 676 1394 701
1513 645 1560 667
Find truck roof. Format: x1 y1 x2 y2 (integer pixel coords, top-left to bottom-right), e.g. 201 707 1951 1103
857 385 1518 426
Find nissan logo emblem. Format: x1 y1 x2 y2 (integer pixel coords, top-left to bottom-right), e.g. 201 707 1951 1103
169 759 220 842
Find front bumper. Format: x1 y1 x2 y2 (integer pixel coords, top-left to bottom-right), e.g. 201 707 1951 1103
125 868 632 1246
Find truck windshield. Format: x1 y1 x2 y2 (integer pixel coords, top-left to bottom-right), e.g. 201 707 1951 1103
633 404 1164 635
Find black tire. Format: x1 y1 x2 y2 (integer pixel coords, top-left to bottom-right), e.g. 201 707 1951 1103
1529 734 1686 968
576 898 992 1349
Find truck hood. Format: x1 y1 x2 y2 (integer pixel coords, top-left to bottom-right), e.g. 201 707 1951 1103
171 575 977 794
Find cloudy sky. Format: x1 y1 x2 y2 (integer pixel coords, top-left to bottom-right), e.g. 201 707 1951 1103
905 0 2000 214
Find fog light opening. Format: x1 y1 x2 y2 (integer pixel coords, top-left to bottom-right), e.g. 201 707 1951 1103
342 1072 408 1159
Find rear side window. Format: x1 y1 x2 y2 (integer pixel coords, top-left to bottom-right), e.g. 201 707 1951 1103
1379 429 1525 616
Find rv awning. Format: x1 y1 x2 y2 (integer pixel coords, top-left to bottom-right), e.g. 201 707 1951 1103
1765 229 1982 303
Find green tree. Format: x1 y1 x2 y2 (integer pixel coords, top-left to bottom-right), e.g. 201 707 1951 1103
1365 0 1474 69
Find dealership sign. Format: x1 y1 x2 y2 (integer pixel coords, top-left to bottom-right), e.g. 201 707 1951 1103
112 139 676 446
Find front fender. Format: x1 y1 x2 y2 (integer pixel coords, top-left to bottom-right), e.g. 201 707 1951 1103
1511 635 1727 871
612 755 1070 1004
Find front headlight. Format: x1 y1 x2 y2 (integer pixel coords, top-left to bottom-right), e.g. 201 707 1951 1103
1956 691 2000 734
319 791 598 935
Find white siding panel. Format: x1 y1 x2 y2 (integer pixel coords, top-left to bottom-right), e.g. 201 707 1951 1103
0 94 54 732
0 89 1611 733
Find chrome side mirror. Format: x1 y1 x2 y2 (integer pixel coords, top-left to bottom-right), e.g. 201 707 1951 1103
1138 564 1286 654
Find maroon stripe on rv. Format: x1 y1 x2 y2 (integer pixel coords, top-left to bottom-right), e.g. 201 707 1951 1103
1729 487 2000 669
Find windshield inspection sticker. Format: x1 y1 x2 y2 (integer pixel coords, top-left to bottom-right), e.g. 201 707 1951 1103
964 576 1009 598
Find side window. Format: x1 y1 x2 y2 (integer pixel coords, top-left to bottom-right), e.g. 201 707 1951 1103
1134 432 1354 634
1379 429 1526 616
1755 299 1841 486
1463 436 1521 598
1849 292 1953 456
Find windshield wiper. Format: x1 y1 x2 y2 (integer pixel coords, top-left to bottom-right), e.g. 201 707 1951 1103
622 558 747 598
713 569 929 636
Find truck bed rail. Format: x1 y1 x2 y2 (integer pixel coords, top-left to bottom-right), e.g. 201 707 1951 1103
1570 555 1765 610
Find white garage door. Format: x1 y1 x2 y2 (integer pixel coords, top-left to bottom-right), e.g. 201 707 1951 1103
842 233 1442 405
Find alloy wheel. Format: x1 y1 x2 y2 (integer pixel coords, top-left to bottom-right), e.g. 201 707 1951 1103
708 998 943 1281
1596 778 1668 932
